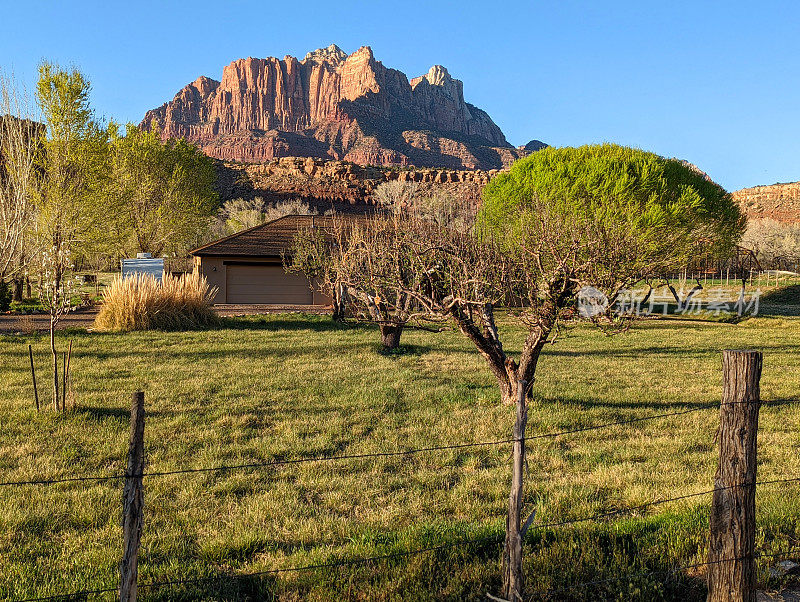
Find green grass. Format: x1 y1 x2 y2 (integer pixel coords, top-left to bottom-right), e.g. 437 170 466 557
1 313 800 600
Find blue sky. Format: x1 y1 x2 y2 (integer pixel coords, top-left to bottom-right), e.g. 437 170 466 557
0 0 796 191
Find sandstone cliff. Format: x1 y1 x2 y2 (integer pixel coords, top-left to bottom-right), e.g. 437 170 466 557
142 45 526 170
733 182 800 224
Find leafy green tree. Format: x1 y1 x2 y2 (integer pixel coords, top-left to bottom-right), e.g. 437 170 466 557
476 144 745 598
463 144 745 403
105 123 218 257
35 61 107 410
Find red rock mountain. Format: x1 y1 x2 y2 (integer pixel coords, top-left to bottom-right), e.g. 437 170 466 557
732 182 800 224
141 45 524 170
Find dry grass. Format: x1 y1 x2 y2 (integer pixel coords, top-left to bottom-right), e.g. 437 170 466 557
94 272 219 332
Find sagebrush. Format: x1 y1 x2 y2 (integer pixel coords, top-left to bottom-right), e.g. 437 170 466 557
95 272 219 331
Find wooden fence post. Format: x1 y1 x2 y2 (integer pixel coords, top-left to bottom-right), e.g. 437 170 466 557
502 379 528 601
120 391 145 602
707 350 762 602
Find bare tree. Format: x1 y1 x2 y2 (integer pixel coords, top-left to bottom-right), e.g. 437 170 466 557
372 180 420 215
0 73 40 288
263 198 318 223
213 197 319 238
414 188 475 230
297 187 738 400
742 218 800 270
289 214 439 348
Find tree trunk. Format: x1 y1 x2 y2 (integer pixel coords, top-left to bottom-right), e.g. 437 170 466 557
502 380 528 600
12 278 23 301
499 374 518 406
380 323 404 350
640 284 654 306
332 282 346 322
25 276 31 298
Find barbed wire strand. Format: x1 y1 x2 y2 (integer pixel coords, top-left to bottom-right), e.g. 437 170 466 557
0 438 515 487
3 398 798 488
527 475 800 531
526 398 799 442
11 533 505 601
14 542 800 601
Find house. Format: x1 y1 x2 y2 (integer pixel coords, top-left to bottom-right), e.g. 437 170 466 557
190 214 362 305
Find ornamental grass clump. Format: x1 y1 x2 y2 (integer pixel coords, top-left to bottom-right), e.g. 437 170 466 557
95 272 219 331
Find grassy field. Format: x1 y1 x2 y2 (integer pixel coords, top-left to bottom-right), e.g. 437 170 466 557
1 309 800 600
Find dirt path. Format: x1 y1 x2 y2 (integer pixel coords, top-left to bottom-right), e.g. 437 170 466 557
0 304 330 334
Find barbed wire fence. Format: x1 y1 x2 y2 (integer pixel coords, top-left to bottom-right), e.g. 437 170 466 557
2 350 798 601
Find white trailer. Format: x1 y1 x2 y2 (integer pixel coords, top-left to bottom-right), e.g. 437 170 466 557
121 253 164 281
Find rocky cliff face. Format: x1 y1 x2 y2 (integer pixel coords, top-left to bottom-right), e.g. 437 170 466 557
142 45 525 170
733 182 800 224
216 156 496 211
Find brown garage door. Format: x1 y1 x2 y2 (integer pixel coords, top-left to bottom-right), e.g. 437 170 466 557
225 264 313 304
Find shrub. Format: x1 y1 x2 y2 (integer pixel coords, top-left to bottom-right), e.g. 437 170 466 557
95 272 219 331
373 181 420 214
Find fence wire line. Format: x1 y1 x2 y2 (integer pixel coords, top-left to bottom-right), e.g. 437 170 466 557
3 399 799 489
525 398 799 442
13 585 119 602
0 438 515 487
11 532 506 601
526 475 800 532
13 541 800 602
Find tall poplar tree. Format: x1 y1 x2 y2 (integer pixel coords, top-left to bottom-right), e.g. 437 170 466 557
36 61 106 410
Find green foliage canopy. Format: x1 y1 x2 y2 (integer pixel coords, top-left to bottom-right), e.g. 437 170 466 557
105 123 218 257
479 144 745 289
35 61 108 270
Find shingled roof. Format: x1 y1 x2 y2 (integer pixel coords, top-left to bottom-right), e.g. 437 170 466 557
190 214 370 258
